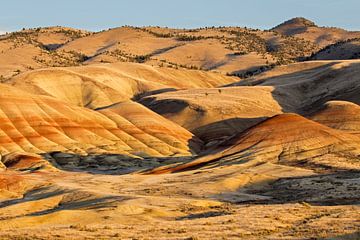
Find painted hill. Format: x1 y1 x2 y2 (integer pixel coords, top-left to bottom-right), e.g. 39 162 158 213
8 62 236 109
140 60 360 145
0 20 359 240
310 100 360 135
147 113 360 174
140 86 284 145
0 83 200 158
233 60 360 109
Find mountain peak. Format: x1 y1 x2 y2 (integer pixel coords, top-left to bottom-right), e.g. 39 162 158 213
271 17 317 35
282 17 317 27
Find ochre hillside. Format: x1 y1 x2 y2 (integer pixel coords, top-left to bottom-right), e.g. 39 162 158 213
140 60 360 145
272 17 360 47
311 100 360 135
140 86 284 145
9 62 236 109
148 113 360 174
310 38 360 60
0 19 359 240
0 84 200 158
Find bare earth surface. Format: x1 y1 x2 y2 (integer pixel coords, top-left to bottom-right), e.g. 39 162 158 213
0 18 359 239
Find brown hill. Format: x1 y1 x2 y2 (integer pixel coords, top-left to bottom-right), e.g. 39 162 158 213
140 86 285 145
147 113 360 174
271 17 317 35
272 17 360 47
0 84 200 158
59 26 317 74
310 38 360 60
310 101 360 135
0 23 329 81
140 60 360 147
2 20 359 82
8 62 236 109
233 60 360 109
0 27 91 78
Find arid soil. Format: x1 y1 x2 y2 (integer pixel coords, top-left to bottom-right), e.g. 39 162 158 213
0 18 359 239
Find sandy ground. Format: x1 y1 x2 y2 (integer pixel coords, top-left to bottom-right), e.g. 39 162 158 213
0 155 358 239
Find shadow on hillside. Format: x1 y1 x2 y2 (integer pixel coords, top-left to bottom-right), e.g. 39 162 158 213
138 96 191 116
132 87 178 102
211 170 360 206
0 185 133 219
224 61 360 114
311 41 360 61
0 186 71 209
228 61 338 87
26 195 130 217
192 117 266 145
251 61 360 114
176 210 231 220
322 231 360 240
41 152 196 175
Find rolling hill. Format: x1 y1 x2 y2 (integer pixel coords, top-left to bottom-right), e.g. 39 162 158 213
0 83 200 159
272 17 360 47
0 18 359 240
8 62 236 109
147 113 360 174
310 38 360 60
310 100 360 134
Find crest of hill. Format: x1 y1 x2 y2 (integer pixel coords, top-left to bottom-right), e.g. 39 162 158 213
9 62 237 109
58 25 317 74
272 17 360 47
0 27 92 78
147 113 360 174
272 17 317 35
310 101 360 135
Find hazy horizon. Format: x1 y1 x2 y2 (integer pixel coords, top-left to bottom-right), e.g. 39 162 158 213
1 0 359 33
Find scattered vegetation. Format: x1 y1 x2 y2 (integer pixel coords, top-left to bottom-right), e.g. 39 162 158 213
140 26 318 71
309 38 360 60
33 49 89 67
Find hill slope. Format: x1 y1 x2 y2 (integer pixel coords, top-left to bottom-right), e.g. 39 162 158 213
272 17 360 47
310 100 360 135
8 62 237 109
310 38 360 60
0 84 200 158
233 60 360 109
148 113 360 174
140 86 285 145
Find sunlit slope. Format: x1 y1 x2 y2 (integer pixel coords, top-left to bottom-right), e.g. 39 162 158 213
140 86 285 144
148 113 360 174
9 62 237 109
0 84 200 157
272 17 360 47
310 100 360 135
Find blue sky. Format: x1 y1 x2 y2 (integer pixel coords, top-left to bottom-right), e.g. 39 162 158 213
0 0 359 32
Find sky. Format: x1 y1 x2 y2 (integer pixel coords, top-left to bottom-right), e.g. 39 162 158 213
0 0 359 33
